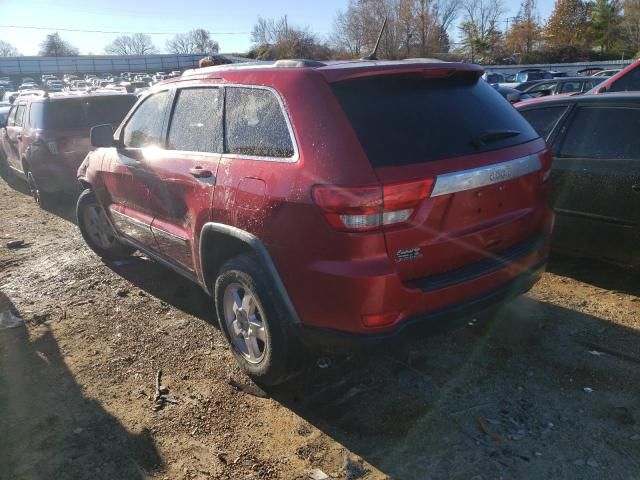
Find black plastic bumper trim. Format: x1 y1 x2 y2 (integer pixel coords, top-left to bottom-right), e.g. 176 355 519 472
409 235 547 292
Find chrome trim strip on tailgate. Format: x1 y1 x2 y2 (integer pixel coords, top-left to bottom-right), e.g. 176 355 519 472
430 154 542 197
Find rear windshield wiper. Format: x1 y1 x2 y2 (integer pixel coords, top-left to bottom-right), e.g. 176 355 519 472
470 130 521 149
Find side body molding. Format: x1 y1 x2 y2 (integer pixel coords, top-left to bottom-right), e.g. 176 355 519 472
199 223 301 325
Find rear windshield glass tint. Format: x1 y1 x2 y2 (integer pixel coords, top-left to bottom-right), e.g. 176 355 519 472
331 75 539 167
32 96 136 129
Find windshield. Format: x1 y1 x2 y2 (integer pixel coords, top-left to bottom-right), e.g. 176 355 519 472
331 74 538 167
30 96 136 129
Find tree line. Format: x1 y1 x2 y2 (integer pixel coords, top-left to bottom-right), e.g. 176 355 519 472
0 29 220 58
243 0 640 63
1 0 639 64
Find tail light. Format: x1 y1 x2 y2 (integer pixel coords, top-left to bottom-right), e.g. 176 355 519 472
539 149 552 182
312 179 434 232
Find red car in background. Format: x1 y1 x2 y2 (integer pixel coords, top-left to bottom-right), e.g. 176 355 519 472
0 92 136 206
77 60 554 385
589 59 640 94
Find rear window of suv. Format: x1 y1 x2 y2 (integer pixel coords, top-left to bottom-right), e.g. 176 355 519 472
30 96 136 129
331 75 539 167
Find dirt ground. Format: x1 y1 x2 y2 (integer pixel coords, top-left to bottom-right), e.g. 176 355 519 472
1 175 639 480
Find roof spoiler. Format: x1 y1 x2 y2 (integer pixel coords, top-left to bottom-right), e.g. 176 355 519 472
326 63 484 83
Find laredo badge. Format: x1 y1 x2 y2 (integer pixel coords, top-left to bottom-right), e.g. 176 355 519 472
396 247 422 262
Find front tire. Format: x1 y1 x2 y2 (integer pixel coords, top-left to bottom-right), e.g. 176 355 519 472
76 189 135 260
214 254 298 386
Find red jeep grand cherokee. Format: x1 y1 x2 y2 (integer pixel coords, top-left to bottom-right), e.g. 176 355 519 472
77 60 554 385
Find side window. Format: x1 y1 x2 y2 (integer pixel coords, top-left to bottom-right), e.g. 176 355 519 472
167 88 223 153
520 106 568 140
122 91 168 149
225 87 294 158
14 105 26 127
559 82 581 94
7 106 17 126
531 82 554 92
609 68 640 93
558 107 640 159
28 103 43 128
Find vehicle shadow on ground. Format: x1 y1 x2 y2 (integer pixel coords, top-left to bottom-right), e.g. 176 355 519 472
106 256 216 324
547 253 640 297
81 238 640 478
0 173 78 224
270 296 640 479
0 291 163 479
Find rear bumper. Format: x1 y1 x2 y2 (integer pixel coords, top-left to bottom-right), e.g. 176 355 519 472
28 148 81 194
292 258 546 352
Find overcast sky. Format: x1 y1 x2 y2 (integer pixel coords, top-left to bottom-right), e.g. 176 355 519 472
1 0 557 56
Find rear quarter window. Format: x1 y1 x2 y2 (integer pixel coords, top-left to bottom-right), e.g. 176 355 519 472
331 75 539 167
519 106 568 140
224 87 294 158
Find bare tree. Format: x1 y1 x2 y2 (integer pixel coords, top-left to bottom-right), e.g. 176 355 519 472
38 33 79 56
250 15 331 60
166 29 219 54
166 33 196 54
458 0 505 61
0 40 20 57
105 33 157 55
191 29 220 54
331 2 367 57
330 0 459 59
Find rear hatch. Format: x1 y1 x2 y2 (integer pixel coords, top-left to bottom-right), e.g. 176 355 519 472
328 69 548 283
31 95 136 167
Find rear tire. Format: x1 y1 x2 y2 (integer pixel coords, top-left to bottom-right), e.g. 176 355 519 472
0 148 13 182
76 189 135 260
214 254 299 386
27 170 55 208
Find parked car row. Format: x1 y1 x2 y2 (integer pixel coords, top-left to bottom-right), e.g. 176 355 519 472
0 71 184 104
1 57 638 386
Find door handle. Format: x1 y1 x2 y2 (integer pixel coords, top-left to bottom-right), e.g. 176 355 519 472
632 184 640 193
189 166 213 178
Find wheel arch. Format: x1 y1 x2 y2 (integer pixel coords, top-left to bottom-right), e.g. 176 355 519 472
199 223 301 325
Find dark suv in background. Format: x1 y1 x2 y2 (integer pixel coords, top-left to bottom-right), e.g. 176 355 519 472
77 60 554 385
517 93 640 267
0 92 136 206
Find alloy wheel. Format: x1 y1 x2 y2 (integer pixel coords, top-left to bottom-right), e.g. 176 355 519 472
223 282 268 363
82 202 117 249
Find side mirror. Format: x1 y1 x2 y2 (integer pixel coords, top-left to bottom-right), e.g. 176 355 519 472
506 92 521 103
0 118 7 129
90 124 114 148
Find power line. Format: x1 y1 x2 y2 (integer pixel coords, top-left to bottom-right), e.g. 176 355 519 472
0 24 250 35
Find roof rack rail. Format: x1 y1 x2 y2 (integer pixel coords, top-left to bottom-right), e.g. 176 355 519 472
273 59 326 68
